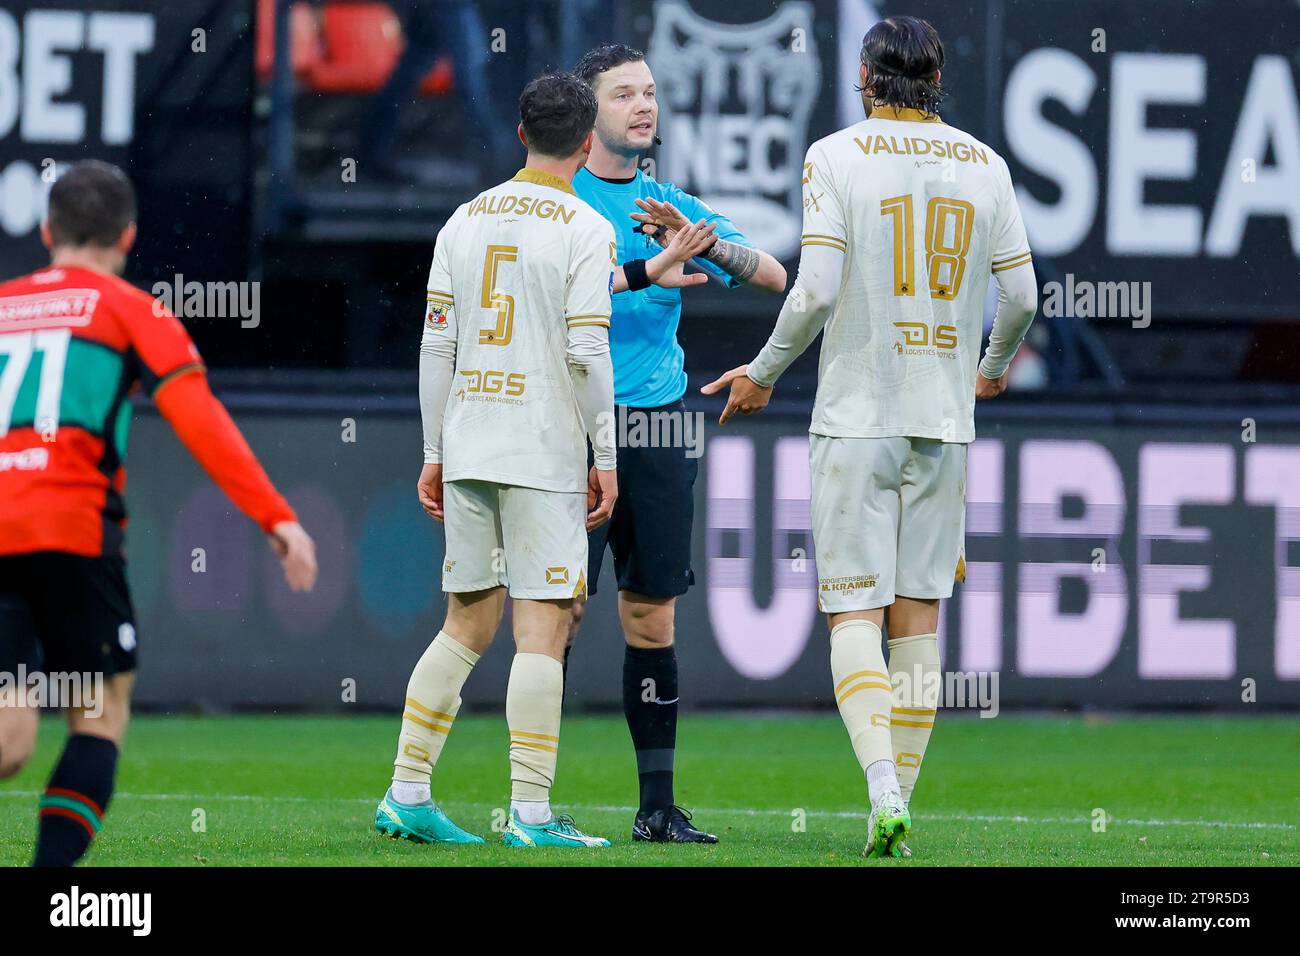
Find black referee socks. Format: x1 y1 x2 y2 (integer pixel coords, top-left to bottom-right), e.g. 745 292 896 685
623 644 679 813
33 733 118 867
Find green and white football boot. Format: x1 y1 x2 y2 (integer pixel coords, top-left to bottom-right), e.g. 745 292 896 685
501 808 610 848
374 789 485 845
864 790 912 858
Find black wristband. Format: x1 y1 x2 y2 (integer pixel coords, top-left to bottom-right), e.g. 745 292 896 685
623 258 651 291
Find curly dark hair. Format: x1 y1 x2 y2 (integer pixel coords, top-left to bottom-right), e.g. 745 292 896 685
573 43 646 89
518 72 598 158
856 16 945 117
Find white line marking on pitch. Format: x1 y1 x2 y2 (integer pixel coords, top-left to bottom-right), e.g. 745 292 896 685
0 790 1292 831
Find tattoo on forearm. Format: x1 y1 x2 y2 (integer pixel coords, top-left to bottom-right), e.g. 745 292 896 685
705 239 761 282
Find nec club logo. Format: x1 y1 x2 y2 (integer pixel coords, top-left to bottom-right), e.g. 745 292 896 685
649 1 820 261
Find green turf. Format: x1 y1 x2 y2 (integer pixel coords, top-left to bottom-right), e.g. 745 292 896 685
1 713 1295 866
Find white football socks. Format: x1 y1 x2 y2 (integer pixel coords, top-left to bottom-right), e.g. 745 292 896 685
866 759 901 804
391 780 431 805
829 619 900 802
392 631 480 797
888 631 941 804
511 799 552 825
506 652 564 805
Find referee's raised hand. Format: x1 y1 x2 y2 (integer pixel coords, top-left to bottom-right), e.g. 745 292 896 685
701 364 773 424
631 197 692 244
646 218 716 289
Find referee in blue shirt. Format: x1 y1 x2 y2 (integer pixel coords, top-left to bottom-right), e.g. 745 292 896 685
568 45 787 843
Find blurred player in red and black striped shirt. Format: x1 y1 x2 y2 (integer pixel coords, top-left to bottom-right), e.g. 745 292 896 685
0 160 317 866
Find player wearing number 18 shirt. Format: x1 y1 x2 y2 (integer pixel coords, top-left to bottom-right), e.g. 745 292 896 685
704 17 1038 858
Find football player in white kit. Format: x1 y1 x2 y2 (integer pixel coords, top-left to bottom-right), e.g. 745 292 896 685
371 73 672 850
704 16 1038 857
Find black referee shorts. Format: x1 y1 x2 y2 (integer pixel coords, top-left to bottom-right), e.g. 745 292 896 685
0 551 139 678
588 400 700 599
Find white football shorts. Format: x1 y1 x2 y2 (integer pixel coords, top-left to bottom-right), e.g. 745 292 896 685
810 434 967 612
441 479 588 600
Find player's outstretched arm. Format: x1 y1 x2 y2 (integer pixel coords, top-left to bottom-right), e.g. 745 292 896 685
976 260 1038 400
154 371 317 592
701 241 844 424
633 197 787 292
700 364 770 425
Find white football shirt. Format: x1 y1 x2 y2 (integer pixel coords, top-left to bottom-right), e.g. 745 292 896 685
425 169 616 493
798 107 1031 443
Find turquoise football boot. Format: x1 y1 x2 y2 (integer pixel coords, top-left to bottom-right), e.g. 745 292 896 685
501 809 610 848
374 789 484 845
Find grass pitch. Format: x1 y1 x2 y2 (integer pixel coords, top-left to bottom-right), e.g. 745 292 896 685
0 713 1295 866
